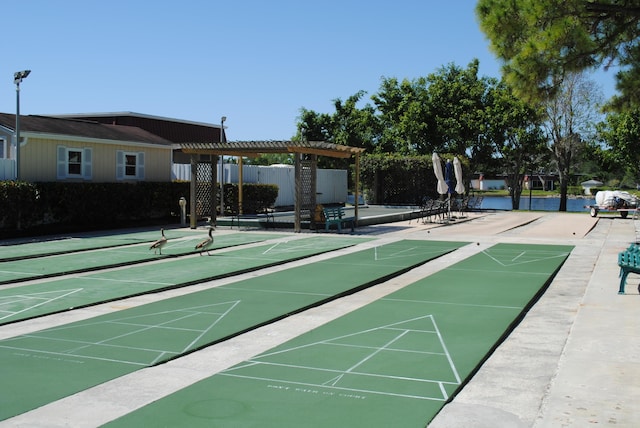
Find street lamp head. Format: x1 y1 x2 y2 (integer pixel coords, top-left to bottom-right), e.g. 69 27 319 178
14 70 31 84
221 116 227 123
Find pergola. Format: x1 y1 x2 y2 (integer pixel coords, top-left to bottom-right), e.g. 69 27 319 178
178 140 365 232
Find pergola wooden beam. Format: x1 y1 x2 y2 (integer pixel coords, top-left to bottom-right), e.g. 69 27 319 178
180 140 363 157
288 147 352 158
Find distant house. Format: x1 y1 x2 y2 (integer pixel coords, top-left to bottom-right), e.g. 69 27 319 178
581 179 603 195
0 112 223 182
53 112 223 165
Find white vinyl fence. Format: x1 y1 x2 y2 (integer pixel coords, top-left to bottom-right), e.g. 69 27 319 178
172 164 347 208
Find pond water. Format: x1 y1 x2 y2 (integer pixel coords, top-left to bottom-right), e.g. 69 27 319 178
479 196 595 212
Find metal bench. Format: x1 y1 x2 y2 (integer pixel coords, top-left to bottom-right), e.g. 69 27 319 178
410 198 447 224
230 208 275 229
321 206 355 233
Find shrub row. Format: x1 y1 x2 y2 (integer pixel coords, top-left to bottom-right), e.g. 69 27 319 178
359 154 440 205
0 181 277 238
222 183 279 215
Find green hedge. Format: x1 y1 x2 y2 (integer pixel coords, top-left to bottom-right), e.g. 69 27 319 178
0 181 278 238
222 183 279 215
359 153 441 205
0 181 40 231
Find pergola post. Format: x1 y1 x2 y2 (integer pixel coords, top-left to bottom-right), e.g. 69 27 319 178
354 152 360 226
238 156 244 215
211 155 218 226
294 153 301 232
189 154 197 229
310 154 317 229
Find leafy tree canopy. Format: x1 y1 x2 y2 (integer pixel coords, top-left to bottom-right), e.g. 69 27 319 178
476 0 640 108
595 105 640 182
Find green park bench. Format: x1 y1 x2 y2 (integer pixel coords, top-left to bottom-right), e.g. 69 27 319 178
617 243 640 293
321 206 355 233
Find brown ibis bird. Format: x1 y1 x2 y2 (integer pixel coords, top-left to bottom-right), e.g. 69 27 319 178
195 227 214 256
149 228 168 255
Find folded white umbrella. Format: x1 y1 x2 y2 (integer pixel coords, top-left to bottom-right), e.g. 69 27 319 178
432 153 448 195
454 157 465 194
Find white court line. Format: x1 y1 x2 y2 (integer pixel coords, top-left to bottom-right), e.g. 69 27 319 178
374 246 417 261
447 266 553 276
0 289 83 321
222 315 459 401
221 286 329 298
262 242 283 254
432 316 461 385
0 269 45 277
7 301 242 366
343 330 409 375
383 297 523 311
321 340 445 357
73 276 174 286
39 302 239 334
481 250 569 267
63 311 203 357
250 374 450 401
180 300 240 354
0 344 150 367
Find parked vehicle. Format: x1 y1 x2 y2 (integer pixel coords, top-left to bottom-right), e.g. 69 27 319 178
586 190 638 218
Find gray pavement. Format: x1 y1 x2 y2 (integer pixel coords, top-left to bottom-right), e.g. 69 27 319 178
1 210 639 427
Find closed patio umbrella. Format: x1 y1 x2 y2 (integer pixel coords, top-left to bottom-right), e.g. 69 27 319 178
444 159 454 195
454 157 464 194
433 153 450 221
432 153 447 196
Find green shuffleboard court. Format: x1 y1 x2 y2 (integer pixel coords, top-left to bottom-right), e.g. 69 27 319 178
0 236 368 325
0 231 286 284
104 242 573 428
0 239 466 421
0 229 201 261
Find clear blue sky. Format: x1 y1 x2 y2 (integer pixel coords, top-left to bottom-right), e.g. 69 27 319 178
1 0 617 141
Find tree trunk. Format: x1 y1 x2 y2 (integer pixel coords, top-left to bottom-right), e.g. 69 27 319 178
558 173 568 211
506 172 523 210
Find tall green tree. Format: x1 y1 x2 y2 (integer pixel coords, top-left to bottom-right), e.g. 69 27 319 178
330 90 379 153
485 82 546 209
370 60 492 160
476 0 640 107
425 60 489 156
542 73 604 210
370 76 431 154
296 108 332 142
296 91 377 169
295 60 557 205
595 105 640 186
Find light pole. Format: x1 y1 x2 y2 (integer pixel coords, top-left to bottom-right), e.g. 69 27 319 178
219 116 227 216
14 70 31 181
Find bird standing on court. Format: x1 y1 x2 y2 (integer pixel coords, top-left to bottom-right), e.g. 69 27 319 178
149 228 168 255
195 227 214 256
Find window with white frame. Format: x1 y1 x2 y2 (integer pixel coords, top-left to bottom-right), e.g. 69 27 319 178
116 150 145 180
0 138 5 159
68 149 82 175
57 146 92 179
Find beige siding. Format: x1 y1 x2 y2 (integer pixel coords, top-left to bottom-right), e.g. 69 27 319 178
21 137 171 182
21 137 57 181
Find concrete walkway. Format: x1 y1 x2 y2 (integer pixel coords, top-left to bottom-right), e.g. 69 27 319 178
1 211 638 427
